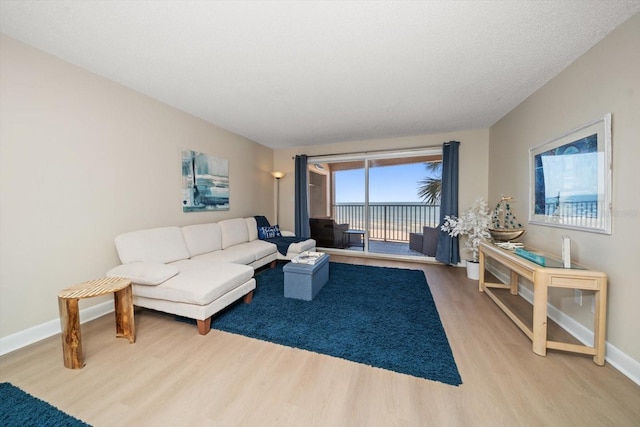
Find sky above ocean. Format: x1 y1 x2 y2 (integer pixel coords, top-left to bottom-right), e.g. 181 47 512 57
335 163 438 204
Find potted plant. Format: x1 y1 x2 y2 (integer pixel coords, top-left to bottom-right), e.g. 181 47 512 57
441 197 491 280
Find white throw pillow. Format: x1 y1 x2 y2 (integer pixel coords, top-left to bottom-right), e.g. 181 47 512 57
106 261 179 286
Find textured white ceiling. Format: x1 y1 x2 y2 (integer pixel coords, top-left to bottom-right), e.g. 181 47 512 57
1 1 639 149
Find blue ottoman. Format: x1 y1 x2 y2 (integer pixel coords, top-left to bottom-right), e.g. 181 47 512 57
283 255 330 301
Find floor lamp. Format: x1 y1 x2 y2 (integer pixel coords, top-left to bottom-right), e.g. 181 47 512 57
271 171 285 225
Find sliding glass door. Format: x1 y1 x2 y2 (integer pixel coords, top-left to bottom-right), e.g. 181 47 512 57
308 160 365 250
367 156 441 255
308 149 442 258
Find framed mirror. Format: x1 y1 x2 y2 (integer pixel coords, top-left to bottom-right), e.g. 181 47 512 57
529 113 612 234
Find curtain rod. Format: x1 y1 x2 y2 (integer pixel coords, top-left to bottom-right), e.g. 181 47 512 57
291 143 444 160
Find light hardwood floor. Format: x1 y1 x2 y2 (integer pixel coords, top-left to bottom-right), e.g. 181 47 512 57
1 256 639 426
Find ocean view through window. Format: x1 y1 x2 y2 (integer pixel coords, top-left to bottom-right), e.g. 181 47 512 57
334 202 440 242
308 148 442 257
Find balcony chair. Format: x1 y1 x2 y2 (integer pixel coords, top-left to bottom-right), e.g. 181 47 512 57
409 226 439 257
309 218 350 248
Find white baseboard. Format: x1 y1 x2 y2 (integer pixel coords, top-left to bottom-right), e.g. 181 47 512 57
3 276 639 387
0 301 114 357
486 264 640 386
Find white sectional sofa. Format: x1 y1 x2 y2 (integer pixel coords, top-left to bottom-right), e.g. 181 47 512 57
107 217 315 335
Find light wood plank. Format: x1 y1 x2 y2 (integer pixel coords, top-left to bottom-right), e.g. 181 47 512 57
2 256 639 426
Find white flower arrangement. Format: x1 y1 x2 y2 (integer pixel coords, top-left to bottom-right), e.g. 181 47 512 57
441 197 491 262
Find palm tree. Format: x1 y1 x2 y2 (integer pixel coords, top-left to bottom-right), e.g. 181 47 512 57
417 161 442 205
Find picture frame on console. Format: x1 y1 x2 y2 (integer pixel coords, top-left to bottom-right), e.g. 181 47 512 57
529 113 612 234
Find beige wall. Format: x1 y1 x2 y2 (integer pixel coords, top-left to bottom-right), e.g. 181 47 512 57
489 14 640 361
0 35 273 338
4 10 635 366
273 129 490 254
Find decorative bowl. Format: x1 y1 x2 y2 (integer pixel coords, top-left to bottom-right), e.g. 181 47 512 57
489 228 525 242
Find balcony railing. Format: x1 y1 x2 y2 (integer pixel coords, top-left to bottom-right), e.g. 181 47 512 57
541 200 605 229
333 203 440 242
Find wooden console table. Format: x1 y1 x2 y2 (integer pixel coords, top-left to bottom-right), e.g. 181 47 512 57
478 241 607 365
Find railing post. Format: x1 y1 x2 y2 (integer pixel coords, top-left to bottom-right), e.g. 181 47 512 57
383 205 387 242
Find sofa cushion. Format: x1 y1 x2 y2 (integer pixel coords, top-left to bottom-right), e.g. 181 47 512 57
243 239 278 260
182 223 222 256
219 218 249 249
115 227 190 264
245 217 259 241
133 260 254 305
190 246 255 264
258 225 282 239
219 245 257 264
190 251 241 264
106 261 179 286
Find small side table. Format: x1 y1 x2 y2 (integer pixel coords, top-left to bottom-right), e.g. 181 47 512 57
58 277 136 369
343 229 365 249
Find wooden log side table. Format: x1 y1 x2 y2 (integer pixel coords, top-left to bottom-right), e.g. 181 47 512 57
58 277 136 369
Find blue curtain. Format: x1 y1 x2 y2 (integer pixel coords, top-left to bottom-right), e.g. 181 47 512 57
436 141 460 265
294 155 311 238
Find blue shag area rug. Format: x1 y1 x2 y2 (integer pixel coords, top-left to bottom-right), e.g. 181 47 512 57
0 382 91 426
183 262 462 386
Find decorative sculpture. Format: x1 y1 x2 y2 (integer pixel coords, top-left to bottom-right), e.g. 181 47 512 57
489 196 525 242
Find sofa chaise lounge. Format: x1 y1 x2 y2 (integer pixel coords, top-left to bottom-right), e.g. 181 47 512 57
107 217 315 335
